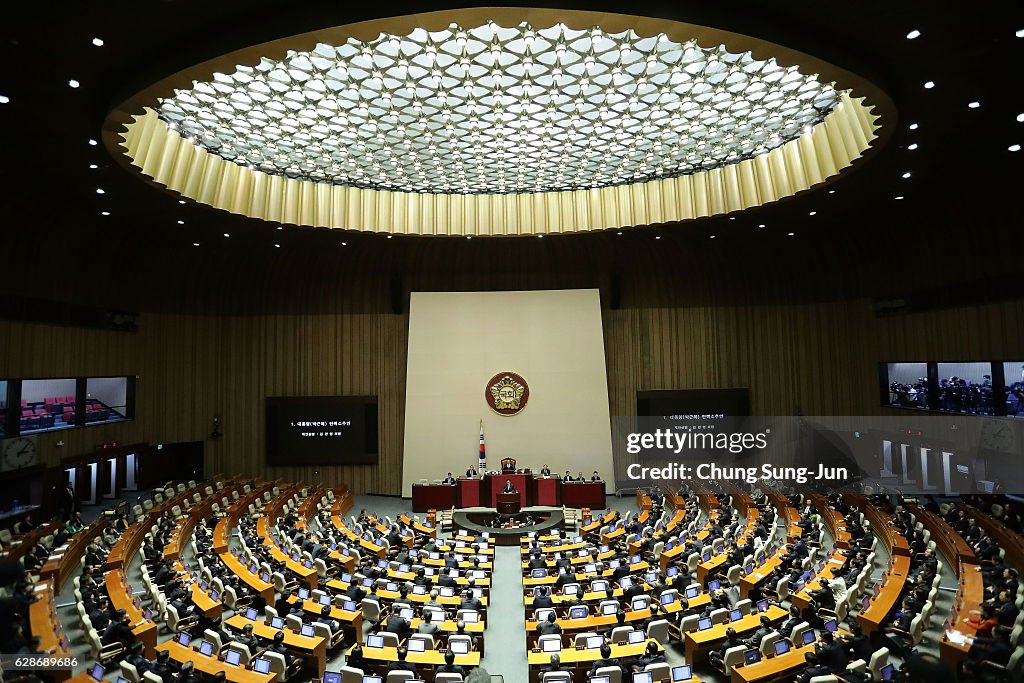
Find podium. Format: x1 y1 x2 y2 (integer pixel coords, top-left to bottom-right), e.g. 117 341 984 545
496 492 521 515
534 477 560 506
485 473 528 507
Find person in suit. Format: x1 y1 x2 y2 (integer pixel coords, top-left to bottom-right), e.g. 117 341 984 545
537 611 562 635
591 470 602 481
465 466 478 477
589 643 625 676
384 608 411 640
562 470 573 482
709 628 742 669
124 641 153 676
635 640 666 669
102 610 135 647
437 649 465 676
796 653 834 683
540 464 552 477
502 480 516 494
417 610 441 636
533 586 554 609
539 654 572 675
442 472 456 484
460 589 482 612
387 646 417 674
815 631 850 672
266 630 299 668
345 644 367 672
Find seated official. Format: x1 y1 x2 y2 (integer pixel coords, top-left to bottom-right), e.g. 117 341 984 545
562 470 573 482
537 611 562 636
589 643 626 677
442 472 457 484
388 646 417 674
634 641 666 670
539 654 572 675
591 470 602 481
540 464 552 476
437 650 465 677
418 611 441 636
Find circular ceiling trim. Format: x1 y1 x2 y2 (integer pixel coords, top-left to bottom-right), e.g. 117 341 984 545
104 7 893 236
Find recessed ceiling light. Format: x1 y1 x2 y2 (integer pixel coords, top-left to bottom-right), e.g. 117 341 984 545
341 241 347 246
92 38 104 47
616 231 623 235
787 232 795 236
68 79 80 88
655 235 661 240
1017 28 1024 38
729 217 736 220
1010 144 1022 152
808 211 817 216
178 199 186 204
923 81 935 89
709 235 716 239
387 235 393 239
906 29 921 40
1018 113 1024 123
89 163 98 169
907 143 918 151
537 234 543 239
894 195 905 200
908 123 919 130
758 224 766 228
827 190 835 194
968 101 981 109
88 138 98 146
0 94 8 104
902 172 912 179
100 211 110 216
466 235 472 239
276 226 283 230
95 188 105 194
223 233 230 237
274 243 281 248
176 220 185 225
193 242 200 247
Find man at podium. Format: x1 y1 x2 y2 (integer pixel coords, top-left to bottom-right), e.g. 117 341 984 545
465 466 478 477
502 479 517 494
540 464 551 477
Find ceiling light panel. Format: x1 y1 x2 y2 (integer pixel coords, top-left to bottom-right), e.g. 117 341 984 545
157 22 844 195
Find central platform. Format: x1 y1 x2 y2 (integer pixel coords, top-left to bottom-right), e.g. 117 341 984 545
452 506 566 545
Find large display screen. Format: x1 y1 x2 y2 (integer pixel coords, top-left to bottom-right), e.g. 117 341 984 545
265 396 378 465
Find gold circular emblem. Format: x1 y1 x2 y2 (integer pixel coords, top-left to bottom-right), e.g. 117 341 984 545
486 372 530 416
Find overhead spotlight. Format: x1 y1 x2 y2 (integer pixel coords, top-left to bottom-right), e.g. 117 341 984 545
1017 29 1024 38
68 79 80 88
907 143 918 150
787 232 795 236
616 231 623 235
276 225 283 230
100 211 110 216
828 190 836 194
95 188 105 194
193 242 200 247
92 37 104 47
89 163 98 169
387 235 393 239
223 233 230 237
176 220 184 224
808 211 817 216
1018 113 1024 123
709 234 716 239
274 243 281 248
906 29 921 40
341 241 347 246
901 172 912 178
923 81 935 89
0 94 9 104
466 235 472 239
908 123 919 130
88 138 98 146
728 216 736 220
178 199 186 204
655 235 661 240
757 224 766 228
968 101 981 109
894 195 905 200
1010 144 1022 152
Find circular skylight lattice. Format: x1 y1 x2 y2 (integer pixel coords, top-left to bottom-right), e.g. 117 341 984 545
158 21 845 195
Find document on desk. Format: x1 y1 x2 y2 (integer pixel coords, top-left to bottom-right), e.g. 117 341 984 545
945 629 970 647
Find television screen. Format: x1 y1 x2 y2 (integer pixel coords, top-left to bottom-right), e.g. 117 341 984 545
85 377 133 425
745 650 762 665
774 640 791 656
265 396 379 465
697 618 712 631
199 641 214 656
271 617 284 629
252 658 271 674
802 630 816 645
224 650 241 666
19 378 78 434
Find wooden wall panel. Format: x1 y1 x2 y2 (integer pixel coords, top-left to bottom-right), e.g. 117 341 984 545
1 285 1020 495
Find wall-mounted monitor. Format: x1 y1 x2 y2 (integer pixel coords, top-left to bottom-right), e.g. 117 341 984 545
19 378 78 434
1003 362 1024 418
883 363 929 410
881 361 1012 417
265 396 379 465
1 376 136 437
